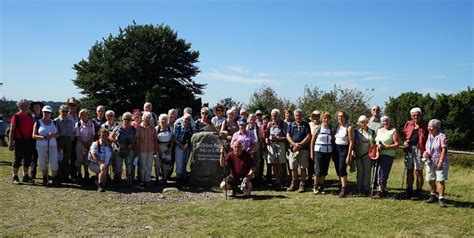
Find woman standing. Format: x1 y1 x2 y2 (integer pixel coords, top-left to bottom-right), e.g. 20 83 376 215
155 114 174 185
109 112 136 183
310 112 334 194
424 119 449 207
74 109 95 182
374 116 400 199
33 106 60 186
136 112 158 188
195 107 211 132
211 104 226 131
355 115 376 195
102 110 120 181
173 114 193 187
333 111 355 198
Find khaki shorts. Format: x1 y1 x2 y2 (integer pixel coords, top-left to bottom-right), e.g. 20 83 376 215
267 142 286 164
288 149 309 170
406 145 423 170
426 162 449 182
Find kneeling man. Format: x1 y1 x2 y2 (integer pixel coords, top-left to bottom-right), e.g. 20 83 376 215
220 140 255 198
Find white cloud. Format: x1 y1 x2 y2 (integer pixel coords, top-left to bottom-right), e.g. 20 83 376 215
203 70 278 85
226 65 248 74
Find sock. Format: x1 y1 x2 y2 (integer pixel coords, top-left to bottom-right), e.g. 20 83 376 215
439 196 444 199
430 192 436 196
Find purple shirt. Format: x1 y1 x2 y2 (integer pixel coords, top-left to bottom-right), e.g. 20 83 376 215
231 130 257 152
425 133 449 165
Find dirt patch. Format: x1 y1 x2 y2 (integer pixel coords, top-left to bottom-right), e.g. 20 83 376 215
106 186 222 205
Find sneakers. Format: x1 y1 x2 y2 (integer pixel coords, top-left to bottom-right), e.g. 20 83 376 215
287 181 297 192
298 181 305 193
22 174 31 183
438 198 447 208
425 194 436 203
339 187 347 198
12 175 20 185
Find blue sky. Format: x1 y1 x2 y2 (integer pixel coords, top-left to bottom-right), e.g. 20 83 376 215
1 0 472 110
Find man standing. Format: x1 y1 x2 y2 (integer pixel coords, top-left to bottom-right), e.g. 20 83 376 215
92 105 106 138
9 99 35 184
220 140 256 198
55 105 75 182
286 109 312 192
368 105 383 132
402 107 428 200
143 102 158 126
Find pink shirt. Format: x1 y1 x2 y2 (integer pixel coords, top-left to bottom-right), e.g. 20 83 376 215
425 133 449 165
74 120 95 142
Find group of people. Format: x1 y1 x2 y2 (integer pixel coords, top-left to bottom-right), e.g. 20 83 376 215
6 99 450 207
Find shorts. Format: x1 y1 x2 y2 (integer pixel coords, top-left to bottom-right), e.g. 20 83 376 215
288 149 309 170
314 152 331 177
267 142 286 164
223 175 239 188
13 139 34 168
406 145 423 170
426 162 449 182
89 163 101 174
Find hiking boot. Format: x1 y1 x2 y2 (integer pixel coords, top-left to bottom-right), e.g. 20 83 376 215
42 176 48 186
373 190 383 199
12 175 20 185
425 194 436 203
410 190 422 201
52 176 61 187
22 174 31 183
287 181 297 192
438 198 447 208
298 181 305 193
98 183 105 192
339 187 347 198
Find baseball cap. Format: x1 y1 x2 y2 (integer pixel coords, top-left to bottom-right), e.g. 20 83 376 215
42 105 53 113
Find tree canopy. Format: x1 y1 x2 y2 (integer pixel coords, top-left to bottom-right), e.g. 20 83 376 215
73 23 205 115
384 88 473 148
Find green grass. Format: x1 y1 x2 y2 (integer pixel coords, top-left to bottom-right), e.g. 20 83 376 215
0 147 473 236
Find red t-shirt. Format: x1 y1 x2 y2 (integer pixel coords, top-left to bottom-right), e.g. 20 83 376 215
11 112 35 140
225 151 255 179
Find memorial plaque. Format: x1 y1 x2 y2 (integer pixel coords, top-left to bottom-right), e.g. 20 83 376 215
189 131 224 186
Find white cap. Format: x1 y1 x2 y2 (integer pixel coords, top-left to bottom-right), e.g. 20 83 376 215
240 108 248 114
312 110 321 115
410 107 422 115
42 105 53 113
358 115 368 122
255 110 263 115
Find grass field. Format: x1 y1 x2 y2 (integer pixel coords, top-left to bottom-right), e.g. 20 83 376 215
0 147 472 237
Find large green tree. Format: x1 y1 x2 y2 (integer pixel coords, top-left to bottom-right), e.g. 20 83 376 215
384 88 473 148
73 23 205 115
245 86 295 115
298 85 371 124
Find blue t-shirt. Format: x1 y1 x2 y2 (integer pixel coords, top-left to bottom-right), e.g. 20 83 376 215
288 121 311 149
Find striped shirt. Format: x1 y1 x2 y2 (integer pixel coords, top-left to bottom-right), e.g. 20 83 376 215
136 125 157 153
